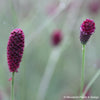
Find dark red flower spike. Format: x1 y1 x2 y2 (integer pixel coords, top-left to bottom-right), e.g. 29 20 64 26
51 30 63 46
7 28 25 72
80 19 95 44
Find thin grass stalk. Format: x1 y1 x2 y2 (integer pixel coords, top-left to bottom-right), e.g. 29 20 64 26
11 72 15 100
82 69 100 97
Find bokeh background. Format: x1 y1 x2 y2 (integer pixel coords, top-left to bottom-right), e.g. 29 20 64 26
0 0 100 100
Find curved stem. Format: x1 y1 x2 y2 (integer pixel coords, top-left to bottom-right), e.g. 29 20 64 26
80 44 85 100
82 69 100 97
37 37 71 100
11 72 15 100
37 48 63 100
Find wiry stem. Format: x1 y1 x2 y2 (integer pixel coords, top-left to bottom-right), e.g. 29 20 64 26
80 44 85 100
82 69 100 97
11 72 15 100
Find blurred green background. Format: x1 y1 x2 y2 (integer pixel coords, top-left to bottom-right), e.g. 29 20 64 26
0 0 100 100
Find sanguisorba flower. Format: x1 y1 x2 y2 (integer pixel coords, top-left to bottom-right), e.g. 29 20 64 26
7 28 25 72
51 30 63 46
80 18 95 45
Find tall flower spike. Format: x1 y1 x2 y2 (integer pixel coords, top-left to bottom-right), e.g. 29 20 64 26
80 19 95 44
7 28 25 72
51 30 63 46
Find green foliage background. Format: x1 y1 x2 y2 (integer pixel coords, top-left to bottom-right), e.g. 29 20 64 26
0 0 100 100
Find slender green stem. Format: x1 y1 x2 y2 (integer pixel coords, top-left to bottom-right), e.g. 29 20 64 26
80 44 85 100
82 69 100 97
11 72 15 100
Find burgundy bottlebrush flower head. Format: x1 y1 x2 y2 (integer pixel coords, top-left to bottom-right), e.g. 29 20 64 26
80 18 95 44
7 28 25 72
51 30 63 46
